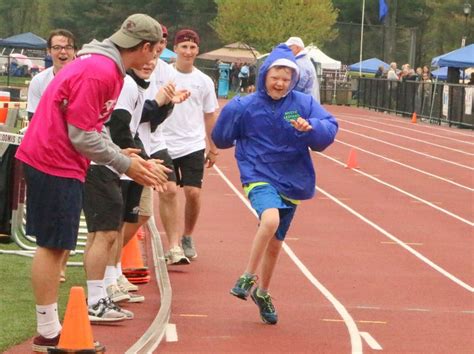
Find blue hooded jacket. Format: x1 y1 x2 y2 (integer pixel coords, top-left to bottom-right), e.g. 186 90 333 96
212 44 338 200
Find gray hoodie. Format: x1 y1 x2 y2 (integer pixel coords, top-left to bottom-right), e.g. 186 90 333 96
68 39 130 174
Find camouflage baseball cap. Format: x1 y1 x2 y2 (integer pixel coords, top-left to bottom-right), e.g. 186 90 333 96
109 14 162 48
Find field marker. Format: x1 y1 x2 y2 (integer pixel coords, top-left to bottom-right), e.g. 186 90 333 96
178 314 208 317
165 324 178 342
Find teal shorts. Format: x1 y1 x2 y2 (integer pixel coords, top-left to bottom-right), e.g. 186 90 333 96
248 184 297 241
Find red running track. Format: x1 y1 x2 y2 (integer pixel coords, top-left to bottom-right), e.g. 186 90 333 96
7 104 473 353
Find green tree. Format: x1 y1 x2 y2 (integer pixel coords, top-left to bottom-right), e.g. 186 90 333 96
211 0 338 53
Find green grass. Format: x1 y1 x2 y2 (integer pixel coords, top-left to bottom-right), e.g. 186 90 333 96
0 240 86 352
0 76 29 87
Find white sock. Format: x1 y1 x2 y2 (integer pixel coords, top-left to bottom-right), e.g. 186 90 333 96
116 262 123 277
36 303 62 338
87 280 106 306
104 266 117 289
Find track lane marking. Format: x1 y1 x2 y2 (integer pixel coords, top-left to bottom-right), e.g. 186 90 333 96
335 112 474 143
213 164 364 354
316 186 474 293
165 324 178 342
318 152 474 227
338 128 474 170
334 140 473 191
339 119 474 155
360 332 383 350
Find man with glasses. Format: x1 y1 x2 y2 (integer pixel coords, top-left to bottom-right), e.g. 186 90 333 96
27 29 77 121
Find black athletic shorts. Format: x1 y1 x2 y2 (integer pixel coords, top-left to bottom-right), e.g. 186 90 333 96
83 165 123 233
172 149 205 188
150 148 177 182
121 180 143 223
23 163 83 250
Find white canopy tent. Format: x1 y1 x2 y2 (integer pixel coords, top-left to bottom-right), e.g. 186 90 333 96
305 45 341 70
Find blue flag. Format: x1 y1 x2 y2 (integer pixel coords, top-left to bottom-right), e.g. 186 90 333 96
379 0 388 22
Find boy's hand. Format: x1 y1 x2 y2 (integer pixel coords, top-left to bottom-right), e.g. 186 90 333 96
290 117 312 132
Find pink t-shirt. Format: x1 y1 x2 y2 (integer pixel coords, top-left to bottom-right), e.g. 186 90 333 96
16 54 123 182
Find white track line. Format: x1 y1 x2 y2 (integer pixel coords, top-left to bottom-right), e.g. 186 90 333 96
213 164 364 354
336 113 474 145
318 152 474 226
339 128 474 170
360 332 383 350
335 140 473 191
339 119 474 155
316 186 474 293
333 110 474 138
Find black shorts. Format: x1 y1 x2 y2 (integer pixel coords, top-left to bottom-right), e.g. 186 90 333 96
150 148 177 182
121 180 143 223
172 149 205 188
83 165 123 233
23 163 83 250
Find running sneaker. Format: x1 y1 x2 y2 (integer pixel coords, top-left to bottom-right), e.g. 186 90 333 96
88 298 127 322
230 274 257 300
107 284 130 303
250 288 278 325
105 298 134 320
181 236 197 259
167 246 191 265
127 292 145 303
117 274 138 292
31 334 59 352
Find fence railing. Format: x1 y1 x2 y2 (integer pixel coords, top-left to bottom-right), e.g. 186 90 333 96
356 78 474 129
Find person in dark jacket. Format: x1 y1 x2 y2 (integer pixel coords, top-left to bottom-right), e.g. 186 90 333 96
212 44 338 325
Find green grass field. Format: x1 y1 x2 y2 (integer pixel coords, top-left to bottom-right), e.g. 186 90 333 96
0 239 86 351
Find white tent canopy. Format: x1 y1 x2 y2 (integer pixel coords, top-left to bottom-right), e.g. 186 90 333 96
305 44 341 70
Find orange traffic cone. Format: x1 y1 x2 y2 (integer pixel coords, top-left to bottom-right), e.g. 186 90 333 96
411 112 417 123
121 232 145 270
345 148 360 169
51 287 97 353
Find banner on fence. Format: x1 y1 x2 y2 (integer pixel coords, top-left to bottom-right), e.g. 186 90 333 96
465 87 473 115
0 131 22 145
442 85 449 117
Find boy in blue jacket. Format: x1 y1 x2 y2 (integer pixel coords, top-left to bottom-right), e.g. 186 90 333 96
212 44 338 325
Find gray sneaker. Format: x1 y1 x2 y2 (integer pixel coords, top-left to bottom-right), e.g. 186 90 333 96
88 298 127 322
181 236 197 259
167 246 191 265
107 284 130 303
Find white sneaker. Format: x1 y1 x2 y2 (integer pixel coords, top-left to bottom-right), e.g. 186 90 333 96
107 284 130 303
127 293 145 303
117 274 138 292
105 299 134 320
88 298 126 322
167 246 191 265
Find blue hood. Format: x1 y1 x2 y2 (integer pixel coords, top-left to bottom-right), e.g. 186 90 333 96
257 44 299 98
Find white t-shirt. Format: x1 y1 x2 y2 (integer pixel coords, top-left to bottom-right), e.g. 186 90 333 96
27 67 54 113
143 59 177 154
161 66 219 159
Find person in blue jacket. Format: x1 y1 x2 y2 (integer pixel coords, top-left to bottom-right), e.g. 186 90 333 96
212 44 338 325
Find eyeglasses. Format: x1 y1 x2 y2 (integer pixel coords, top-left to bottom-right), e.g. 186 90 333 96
50 45 75 51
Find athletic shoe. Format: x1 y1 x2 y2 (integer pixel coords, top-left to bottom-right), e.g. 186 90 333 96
88 298 127 322
117 274 138 292
105 298 134 320
127 292 145 303
250 288 278 325
230 274 257 300
107 284 130 303
181 236 197 259
167 246 191 265
31 334 59 352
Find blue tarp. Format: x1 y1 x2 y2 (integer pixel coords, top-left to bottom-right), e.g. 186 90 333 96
160 47 176 62
431 44 474 68
348 58 389 74
0 32 47 49
431 67 469 80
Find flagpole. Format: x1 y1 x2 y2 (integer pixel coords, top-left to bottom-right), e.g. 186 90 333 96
359 0 366 76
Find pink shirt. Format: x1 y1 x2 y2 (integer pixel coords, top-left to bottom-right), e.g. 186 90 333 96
16 54 123 182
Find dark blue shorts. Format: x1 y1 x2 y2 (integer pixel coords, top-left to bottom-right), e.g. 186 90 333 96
23 163 83 250
248 184 297 241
